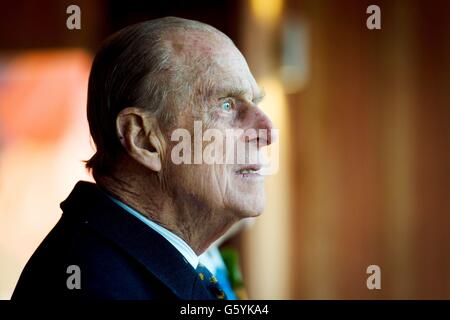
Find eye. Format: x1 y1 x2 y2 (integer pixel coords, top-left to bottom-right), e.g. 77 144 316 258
221 100 232 111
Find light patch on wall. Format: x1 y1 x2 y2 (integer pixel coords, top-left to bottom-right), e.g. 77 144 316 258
0 50 94 299
250 0 283 25
281 16 310 93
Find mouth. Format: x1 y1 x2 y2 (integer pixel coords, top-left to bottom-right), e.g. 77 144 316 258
234 165 263 178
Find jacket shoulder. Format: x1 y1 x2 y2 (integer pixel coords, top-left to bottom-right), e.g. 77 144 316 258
12 216 174 300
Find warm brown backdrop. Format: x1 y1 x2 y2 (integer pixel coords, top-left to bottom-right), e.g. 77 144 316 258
1 0 449 299
241 0 450 299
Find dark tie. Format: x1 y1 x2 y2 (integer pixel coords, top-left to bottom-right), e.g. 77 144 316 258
196 263 227 300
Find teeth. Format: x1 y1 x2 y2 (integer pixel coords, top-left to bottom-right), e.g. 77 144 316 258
238 169 258 174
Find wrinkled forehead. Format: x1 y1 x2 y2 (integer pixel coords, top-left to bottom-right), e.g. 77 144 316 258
166 29 260 99
167 28 232 60
204 52 260 99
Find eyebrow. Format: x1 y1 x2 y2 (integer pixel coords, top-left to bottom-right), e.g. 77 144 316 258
216 86 265 104
252 89 265 104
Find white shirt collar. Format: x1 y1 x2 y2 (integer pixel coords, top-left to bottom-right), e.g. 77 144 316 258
108 195 199 269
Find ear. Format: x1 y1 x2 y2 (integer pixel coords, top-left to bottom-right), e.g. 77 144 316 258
116 107 164 172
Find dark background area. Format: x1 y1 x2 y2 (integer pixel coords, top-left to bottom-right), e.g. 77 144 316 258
0 0 240 50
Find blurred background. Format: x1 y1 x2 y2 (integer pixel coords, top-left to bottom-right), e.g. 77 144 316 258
1 0 449 299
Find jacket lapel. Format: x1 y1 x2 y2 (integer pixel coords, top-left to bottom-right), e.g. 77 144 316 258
60 181 215 300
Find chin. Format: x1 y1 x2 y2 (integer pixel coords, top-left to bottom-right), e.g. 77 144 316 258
237 209 263 219
232 196 266 219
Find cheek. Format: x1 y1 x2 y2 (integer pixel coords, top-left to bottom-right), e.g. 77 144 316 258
167 162 231 201
209 109 237 129
197 164 235 209
207 164 231 195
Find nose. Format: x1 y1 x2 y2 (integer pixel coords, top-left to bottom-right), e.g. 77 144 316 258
242 105 276 147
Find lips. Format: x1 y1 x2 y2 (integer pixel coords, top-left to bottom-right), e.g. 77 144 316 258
235 165 262 175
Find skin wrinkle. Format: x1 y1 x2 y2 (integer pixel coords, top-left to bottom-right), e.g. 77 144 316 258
99 21 273 255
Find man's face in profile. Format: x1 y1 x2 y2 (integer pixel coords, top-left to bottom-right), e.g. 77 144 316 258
164 31 273 221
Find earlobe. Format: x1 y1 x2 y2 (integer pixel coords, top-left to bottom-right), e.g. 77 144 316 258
146 132 162 172
116 107 163 172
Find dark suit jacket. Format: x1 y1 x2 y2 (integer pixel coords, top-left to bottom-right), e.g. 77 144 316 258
12 181 216 300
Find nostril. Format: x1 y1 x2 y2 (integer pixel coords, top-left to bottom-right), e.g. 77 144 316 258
242 105 275 146
257 129 271 147
257 114 275 147
262 116 274 132
266 131 272 146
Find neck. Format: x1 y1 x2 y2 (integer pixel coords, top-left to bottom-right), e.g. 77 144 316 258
96 161 237 255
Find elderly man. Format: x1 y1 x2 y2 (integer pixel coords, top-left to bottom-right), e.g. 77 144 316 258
12 17 273 300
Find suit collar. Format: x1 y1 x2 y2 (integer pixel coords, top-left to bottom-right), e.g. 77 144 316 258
60 181 214 300
107 194 200 269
